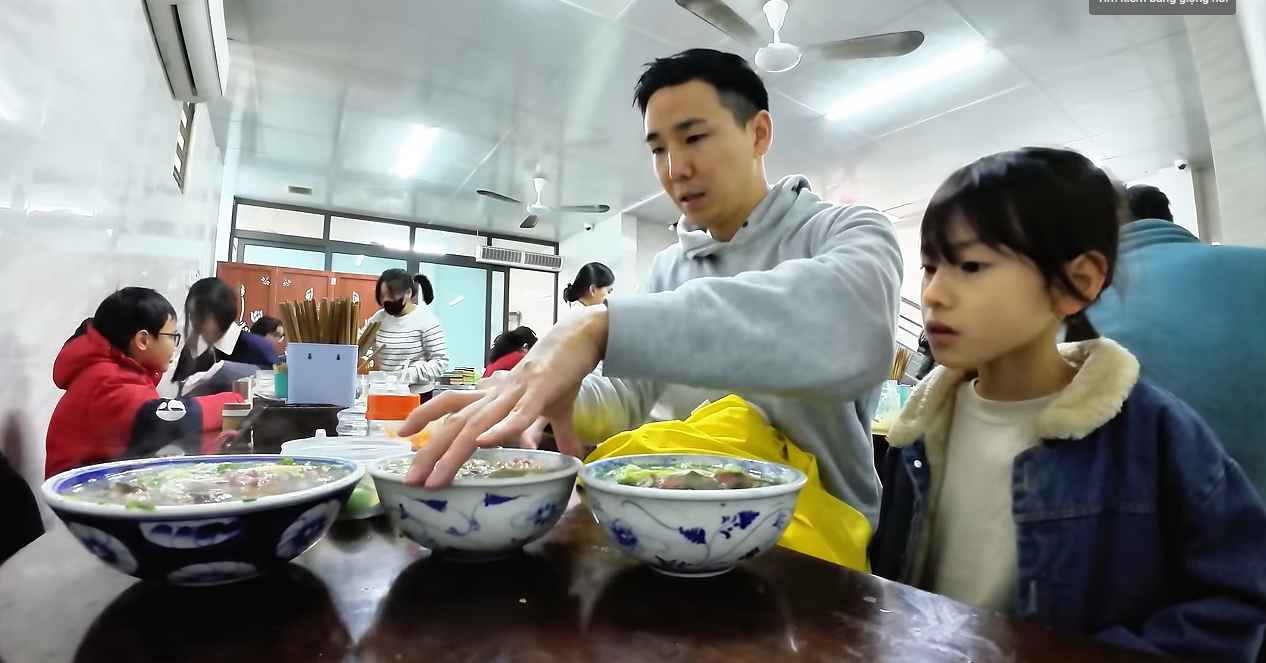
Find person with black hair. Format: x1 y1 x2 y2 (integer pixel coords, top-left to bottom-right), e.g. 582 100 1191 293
562 262 614 310
869 148 1266 662
483 327 537 378
45 288 244 477
1088 184 1266 499
249 316 287 357
397 48 902 529
366 269 449 399
173 277 279 385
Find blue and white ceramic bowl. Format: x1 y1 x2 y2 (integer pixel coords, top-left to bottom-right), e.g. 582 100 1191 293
581 454 807 578
42 455 363 586
370 449 581 560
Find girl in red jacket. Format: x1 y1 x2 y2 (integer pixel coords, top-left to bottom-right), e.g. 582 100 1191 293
482 327 537 378
45 288 243 477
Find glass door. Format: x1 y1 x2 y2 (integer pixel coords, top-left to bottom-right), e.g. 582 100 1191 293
417 262 489 370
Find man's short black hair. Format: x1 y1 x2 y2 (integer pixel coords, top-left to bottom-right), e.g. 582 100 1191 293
1126 185 1173 222
93 287 177 354
250 316 282 337
633 48 769 127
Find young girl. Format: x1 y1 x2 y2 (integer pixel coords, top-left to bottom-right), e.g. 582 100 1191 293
483 326 537 378
173 277 279 384
869 148 1266 662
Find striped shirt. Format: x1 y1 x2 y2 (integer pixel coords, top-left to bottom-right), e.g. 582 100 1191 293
367 306 449 394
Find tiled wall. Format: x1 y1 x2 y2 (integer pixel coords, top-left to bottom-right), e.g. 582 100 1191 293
0 0 226 487
1186 14 1266 247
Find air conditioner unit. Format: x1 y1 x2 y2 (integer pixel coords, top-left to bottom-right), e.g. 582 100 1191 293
475 245 564 272
142 0 230 102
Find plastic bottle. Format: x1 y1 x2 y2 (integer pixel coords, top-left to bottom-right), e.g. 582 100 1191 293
366 371 420 438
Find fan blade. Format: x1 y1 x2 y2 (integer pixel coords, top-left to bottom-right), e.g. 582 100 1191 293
556 204 612 214
803 31 926 61
476 189 524 205
520 214 540 229
675 0 764 46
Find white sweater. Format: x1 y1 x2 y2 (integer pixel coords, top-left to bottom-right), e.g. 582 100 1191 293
367 306 449 394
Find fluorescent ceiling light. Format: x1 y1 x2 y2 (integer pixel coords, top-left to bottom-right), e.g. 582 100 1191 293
1212 241 1222 246
394 125 439 179
354 254 365 267
825 42 990 120
26 203 96 217
448 295 465 307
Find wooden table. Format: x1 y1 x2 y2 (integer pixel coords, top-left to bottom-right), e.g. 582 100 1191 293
0 492 1163 663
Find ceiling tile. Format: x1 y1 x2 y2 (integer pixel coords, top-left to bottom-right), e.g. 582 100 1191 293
1136 32 1199 85
947 0 1131 77
1063 86 1172 136
619 0 734 48
1034 49 1154 111
250 126 336 166
948 85 1084 151
554 0 637 20
1156 77 1207 116
1117 14 1187 45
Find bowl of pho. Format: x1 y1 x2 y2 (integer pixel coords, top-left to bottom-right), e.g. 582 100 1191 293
580 454 806 577
42 454 363 585
370 448 581 560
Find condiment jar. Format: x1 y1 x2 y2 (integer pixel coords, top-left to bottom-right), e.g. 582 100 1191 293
366 392 420 437
222 402 252 433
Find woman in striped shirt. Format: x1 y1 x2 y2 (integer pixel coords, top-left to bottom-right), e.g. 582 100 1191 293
366 269 450 401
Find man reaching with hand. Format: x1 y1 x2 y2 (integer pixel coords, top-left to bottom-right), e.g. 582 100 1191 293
399 48 902 525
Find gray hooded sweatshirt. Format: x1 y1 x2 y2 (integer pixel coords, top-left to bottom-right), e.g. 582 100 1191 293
574 174 903 524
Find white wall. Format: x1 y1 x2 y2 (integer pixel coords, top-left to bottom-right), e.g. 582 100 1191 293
0 0 226 485
634 217 678 290
1240 0 1266 137
1193 165 1223 242
1127 166 1200 239
557 214 637 320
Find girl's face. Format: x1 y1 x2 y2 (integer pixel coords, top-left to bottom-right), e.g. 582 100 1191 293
919 218 1093 372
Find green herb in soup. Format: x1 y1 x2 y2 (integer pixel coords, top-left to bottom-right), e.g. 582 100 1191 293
67 461 348 506
600 462 777 490
382 456 547 479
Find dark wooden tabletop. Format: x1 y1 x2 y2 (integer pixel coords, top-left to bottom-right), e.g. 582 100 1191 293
0 490 1163 663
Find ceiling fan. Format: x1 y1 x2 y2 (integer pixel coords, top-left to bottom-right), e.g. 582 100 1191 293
676 0 925 73
476 176 611 229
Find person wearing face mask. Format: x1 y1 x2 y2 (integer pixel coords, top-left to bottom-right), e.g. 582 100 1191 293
366 269 450 401
562 262 615 314
46 288 245 477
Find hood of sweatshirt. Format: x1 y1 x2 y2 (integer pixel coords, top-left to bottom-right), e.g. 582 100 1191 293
676 174 825 259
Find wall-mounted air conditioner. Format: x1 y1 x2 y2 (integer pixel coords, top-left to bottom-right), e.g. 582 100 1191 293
475 245 563 272
142 0 230 102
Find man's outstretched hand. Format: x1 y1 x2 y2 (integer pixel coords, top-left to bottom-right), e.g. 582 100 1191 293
398 306 609 489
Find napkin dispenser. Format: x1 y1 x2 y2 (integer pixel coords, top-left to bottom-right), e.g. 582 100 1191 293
285 343 357 408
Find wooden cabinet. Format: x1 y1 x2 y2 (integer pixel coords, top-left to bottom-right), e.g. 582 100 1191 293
273 267 332 311
214 263 276 327
215 262 382 329
330 274 381 328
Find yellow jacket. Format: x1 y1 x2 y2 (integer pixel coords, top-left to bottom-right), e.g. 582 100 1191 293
585 395 872 571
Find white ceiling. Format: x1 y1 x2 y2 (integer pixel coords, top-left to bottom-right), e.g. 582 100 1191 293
209 0 1211 239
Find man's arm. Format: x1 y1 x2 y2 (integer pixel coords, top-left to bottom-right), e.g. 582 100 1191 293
604 205 902 401
571 373 665 446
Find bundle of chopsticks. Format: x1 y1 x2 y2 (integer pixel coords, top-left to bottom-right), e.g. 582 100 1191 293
279 298 382 371
890 346 913 381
